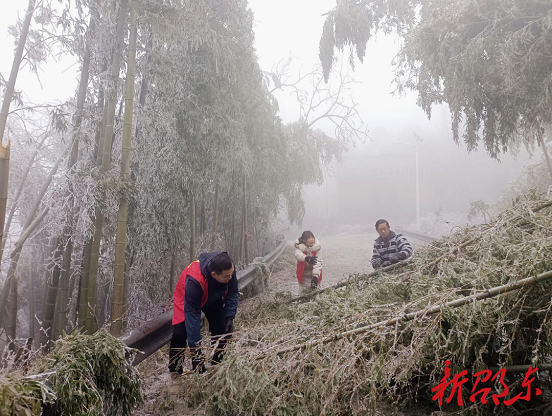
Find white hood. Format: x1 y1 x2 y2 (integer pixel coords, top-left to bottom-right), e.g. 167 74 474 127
294 238 321 253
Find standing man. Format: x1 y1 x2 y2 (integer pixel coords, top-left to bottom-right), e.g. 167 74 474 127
169 251 238 381
371 219 413 269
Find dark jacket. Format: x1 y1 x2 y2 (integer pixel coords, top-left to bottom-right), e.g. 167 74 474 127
174 251 238 348
371 231 413 269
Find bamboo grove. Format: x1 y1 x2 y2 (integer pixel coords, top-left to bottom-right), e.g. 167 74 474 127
0 0 356 353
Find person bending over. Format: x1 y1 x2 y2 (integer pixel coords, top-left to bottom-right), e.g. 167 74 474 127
168 251 238 379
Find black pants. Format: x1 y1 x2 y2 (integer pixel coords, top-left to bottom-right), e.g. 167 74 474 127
168 300 230 373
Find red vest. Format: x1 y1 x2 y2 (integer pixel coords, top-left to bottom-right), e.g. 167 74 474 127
172 260 208 325
296 250 322 284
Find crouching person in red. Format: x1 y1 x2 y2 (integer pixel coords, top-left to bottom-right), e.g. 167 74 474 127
294 231 322 295
168 251 238 380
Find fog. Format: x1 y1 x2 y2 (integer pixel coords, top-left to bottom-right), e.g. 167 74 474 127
0 0 540 238
245 0 535 238
293 118 534 238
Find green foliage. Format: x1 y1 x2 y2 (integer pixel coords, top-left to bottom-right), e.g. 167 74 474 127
320 0 552 158
0 331 141 416
33 331 142 416
320 0 416 81
0 376 55 416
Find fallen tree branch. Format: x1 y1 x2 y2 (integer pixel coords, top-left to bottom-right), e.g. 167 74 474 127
423 199 552 272
268 269 552 357
288 259 412 303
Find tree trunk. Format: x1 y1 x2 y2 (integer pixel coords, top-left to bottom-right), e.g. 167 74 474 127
0 0 35 142
77 237 92 329
52 243 71 341
122 247 132 331
40 239 62 348
0 143 10 272
29 258 35 344
86 0 129 335
111 5 136 336
169 250 175 294
189 194 196 262
6 273 18 350
241 174 248 264
229 205 235 259
199 201 205 237
77 63 106 331
211 183 219 250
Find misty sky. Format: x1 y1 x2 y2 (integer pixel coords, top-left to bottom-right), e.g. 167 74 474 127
246 1 534 233
1 1 537 235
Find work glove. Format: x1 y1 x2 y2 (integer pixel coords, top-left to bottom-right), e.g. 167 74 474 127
305 256 318 265
371 258 382 269
311 275 319 289
191 348 205 374
388 253 400 264
224 317 234 334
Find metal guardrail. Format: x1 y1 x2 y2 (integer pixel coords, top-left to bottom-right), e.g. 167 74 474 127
123 239 287 366
237 239 287 290
395 228 438 243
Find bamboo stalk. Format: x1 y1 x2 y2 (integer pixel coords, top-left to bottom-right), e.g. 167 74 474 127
269 269 552 357
29 257 35 342
77 59 106 330
111 4 136 336
6 274 18 349
2 132 49 252
52 242 71 341
77 237 92 330
9 207 49 259
41 239 62 348
0 142 10 273
86 0 130 334
0 0 35 142
423 238 475 272
290 259 411 303
243 175 248 265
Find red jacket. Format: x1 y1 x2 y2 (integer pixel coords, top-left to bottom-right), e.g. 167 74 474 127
296 250 322 284
172 260 208 325
294 239 322 284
